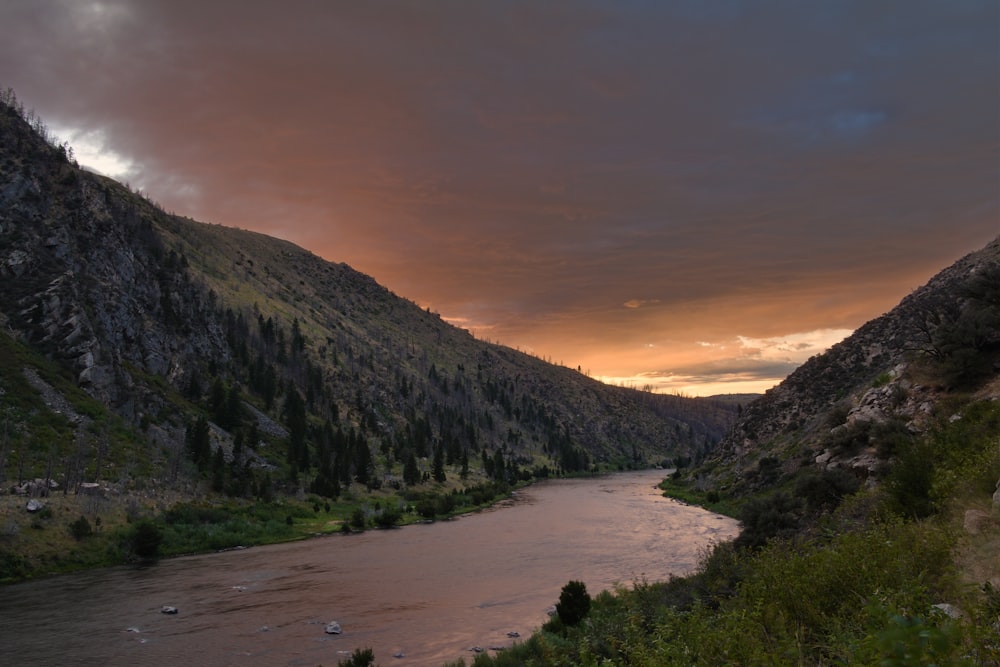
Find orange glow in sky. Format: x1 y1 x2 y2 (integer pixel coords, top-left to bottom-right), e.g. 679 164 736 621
2 1 997 396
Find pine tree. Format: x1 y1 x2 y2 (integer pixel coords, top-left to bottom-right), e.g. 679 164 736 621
186 416 211 469
432 444 446 483
211 447 226 492
403 451 420 486
284 387 308 469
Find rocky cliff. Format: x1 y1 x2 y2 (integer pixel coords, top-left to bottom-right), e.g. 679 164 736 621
706 236 1000 494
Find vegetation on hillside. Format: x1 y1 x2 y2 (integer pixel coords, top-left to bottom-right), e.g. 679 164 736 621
463 395 1000 666
457 237 1000 665
0 88 741 581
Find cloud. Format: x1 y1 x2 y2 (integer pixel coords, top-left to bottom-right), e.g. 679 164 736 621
623 299 660 309
736 330 854 359
1 0 996 395
593 328 853 395
48 123 135 179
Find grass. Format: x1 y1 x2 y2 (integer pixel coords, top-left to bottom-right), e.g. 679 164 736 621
657 475 739 517
0 465 524 582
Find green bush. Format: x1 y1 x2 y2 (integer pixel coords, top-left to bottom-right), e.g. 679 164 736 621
794 468 860 513
733 491 801 549
373 506 400 528
885 438 936 519
337 647 377 667
851 602 964 666
555 580 591 627
415 498 437 519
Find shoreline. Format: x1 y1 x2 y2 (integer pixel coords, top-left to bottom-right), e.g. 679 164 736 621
2 469 662 585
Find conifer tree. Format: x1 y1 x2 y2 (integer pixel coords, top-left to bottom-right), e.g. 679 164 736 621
403 451 420 486
432 444 446 483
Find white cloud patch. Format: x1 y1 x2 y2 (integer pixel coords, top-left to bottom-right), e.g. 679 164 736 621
736 329 853 360
50 123 135 180
597 328 855 396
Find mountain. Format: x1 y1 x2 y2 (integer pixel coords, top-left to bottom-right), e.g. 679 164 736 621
697 234 1000 498
471 237 1000 664
466 218 1000 667
0 92 738 536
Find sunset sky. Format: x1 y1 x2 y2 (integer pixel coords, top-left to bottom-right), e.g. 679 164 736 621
2 1 997 396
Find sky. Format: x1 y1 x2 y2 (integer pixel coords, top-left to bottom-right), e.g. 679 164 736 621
1 1 997 396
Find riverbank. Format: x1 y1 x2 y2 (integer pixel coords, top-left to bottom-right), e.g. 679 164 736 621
657 475 740 517
0 473 534 583
0 470 739 666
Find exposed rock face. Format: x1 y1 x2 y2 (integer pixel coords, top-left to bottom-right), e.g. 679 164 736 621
710 236 1000 491
0 103 230 416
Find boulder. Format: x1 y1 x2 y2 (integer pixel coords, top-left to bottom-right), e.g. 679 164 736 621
324 621 342 635
25 498 44 512
160 606 178 615
993 479 1000 510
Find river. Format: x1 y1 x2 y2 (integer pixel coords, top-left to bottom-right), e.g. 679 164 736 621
0 470 739 666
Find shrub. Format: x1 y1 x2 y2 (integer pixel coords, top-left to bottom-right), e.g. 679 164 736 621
885 438 936 519
871 419 914 459
69 515 93 541
415 499 437 519
825 421 872 457
337 647 377 667
555 580 591 627
349 507 367 530
373 506 400 528
851 601 963 666
128 520 163 561
734 491 802 549
794 468 860 513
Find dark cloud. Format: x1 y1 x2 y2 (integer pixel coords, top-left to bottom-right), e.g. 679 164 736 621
2 0 997 394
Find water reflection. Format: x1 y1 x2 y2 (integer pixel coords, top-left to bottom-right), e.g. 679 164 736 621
0 470 738 666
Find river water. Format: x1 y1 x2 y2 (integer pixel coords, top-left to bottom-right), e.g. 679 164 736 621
0 470 738 666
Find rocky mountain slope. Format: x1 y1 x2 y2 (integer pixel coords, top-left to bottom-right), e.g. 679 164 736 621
0 93 738 508
702 234 1000 496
